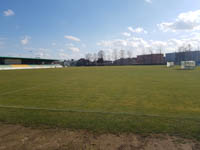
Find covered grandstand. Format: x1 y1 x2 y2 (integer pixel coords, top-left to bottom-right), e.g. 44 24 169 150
0 56 62 70
0 56 59 65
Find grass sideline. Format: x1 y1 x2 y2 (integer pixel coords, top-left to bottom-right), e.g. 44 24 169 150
0 66 200 139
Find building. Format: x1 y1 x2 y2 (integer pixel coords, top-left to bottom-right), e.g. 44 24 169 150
165 53 176 63
166 51 200 65
136 54 165 65
0 56 59 65
103 60 113 66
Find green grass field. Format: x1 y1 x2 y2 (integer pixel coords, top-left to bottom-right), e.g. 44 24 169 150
0 66 200 139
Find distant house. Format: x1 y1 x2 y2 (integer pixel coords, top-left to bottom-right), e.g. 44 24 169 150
76 58 90 66
136 54 165 65
103 60 113 66
113 58 137 65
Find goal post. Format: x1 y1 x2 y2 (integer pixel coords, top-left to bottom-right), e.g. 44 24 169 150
167 62 174 68
181 61 196 70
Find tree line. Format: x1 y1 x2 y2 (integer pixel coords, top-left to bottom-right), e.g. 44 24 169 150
75 49 136 66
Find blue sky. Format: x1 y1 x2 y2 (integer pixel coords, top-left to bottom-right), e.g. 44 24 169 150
1 0 200 59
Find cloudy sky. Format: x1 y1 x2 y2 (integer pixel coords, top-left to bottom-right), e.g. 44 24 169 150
1 0 200 59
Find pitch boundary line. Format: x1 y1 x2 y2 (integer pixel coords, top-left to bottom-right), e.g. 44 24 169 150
0 105 199 121
0 86 39 96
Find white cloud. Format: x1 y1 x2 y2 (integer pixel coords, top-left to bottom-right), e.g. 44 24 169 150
158 10 200 32
128 27 134 32
68 46 80 52
97 37 150 56
64 35 81 42
145 0 152 3
128 27 148 34
3 9 15 16
65 43 80 52
58 49 84 60
21 36 31 45
97 35 200 57
122 32 131 37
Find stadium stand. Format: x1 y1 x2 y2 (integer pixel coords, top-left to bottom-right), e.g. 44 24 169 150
0 56 63 70
0 64 62 70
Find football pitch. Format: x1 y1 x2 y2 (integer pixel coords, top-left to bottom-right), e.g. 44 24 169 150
0 66 200 139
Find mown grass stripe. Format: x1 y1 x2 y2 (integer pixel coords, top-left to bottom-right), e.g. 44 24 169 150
0 105 200 121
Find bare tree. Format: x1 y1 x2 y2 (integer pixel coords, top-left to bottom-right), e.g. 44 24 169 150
142 48 146 55
183 45 187 52
148 47 153 55
148 47 153 64
112 49 118 61
127 50 132 58
177 45 188 62
119 49 125 59
93 53 97 62
85 53 92 61
178 46 183 52
157 46 163 54
157 46 163 64
187 44 192 51
97 50 105 65
186 44 192 60
106 53 111 61
98 50 105 59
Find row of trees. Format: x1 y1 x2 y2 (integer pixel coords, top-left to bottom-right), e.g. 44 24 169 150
75 50 137 66
84 46 166 62
74 44 200 66
85 49 133 62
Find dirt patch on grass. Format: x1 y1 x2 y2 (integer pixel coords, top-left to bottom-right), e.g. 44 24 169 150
0 123 199 150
